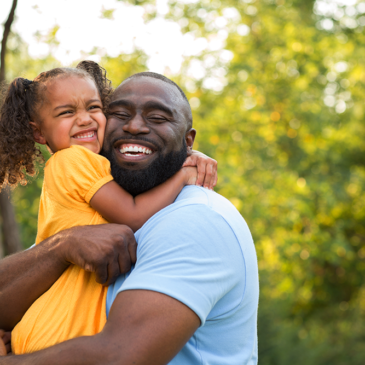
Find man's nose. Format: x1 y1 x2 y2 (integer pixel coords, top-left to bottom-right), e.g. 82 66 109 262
122 114 150 135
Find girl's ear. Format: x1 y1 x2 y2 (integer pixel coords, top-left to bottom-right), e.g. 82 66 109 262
29 122 47 145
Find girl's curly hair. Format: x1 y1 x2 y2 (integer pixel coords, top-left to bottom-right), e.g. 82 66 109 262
0 60 113 190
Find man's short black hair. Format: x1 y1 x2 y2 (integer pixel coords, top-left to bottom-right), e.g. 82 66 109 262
123 72 193 128
125 72 188 103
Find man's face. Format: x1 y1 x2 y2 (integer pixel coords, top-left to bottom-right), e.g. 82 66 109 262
101 77 196 195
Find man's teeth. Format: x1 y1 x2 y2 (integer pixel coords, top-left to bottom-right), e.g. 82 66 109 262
74 131 95 139
119 146 152 155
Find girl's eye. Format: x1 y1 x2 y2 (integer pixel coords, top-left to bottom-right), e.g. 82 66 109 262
58 110 73 116
89 105 102 110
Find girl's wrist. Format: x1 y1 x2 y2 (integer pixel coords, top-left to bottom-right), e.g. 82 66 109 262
178 168 189 186
181 167 197 186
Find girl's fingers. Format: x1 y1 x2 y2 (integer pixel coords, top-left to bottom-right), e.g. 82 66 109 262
196 158 206 187
203 163 214 189
210 160 218 189
186 152 218 189
212 169 218 188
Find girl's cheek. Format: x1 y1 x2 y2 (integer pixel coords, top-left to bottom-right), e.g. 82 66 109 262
94 112 106 145
97 127 106 148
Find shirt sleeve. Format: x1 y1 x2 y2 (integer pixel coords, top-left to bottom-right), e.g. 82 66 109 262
115 204 245 325
48 145 113 205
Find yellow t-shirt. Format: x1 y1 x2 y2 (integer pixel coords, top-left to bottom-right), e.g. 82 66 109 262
12 145 114 354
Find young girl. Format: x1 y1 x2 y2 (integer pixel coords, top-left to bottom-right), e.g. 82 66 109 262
0 61 217 354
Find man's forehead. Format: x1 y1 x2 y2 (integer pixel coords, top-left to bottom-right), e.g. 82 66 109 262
111 77 182 106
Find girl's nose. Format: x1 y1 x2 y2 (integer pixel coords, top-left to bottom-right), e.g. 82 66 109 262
76 111 93 126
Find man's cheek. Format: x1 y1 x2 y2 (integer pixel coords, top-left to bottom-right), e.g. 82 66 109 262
103 119 119 148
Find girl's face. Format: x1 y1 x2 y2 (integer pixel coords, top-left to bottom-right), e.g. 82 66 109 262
35 75 106 154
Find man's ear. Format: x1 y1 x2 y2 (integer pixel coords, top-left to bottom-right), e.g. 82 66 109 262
29 122 47 145
185 128 196 156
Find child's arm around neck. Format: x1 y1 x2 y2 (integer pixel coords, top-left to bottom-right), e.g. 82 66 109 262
90 167 197 232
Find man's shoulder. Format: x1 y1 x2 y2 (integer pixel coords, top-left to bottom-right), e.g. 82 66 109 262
174 186 242 219
138 186 238 228
137 186 253 254
174 186 250 236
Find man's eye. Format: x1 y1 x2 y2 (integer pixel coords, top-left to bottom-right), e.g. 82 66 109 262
113 112 130 119
148 115 166 122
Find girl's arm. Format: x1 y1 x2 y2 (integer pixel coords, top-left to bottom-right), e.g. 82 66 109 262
90 167 197 232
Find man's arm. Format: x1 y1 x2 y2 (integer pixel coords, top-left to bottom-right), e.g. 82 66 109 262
0 290 200 365
0 224 136 330
0 234 68 330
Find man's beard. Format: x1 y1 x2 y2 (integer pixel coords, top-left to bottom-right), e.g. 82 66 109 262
101 139 187 196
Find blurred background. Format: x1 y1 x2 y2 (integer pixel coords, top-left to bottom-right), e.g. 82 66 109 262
0 0 364 363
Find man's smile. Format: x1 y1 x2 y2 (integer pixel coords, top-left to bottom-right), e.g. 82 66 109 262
119 144 153 156
113 139 158 163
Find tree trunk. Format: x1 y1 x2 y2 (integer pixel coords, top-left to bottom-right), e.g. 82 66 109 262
0 0 18 81
0 0 21 255
0 187 22 254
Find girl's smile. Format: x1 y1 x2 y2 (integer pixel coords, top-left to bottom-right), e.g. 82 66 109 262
32 75 106 154
72 128 98 142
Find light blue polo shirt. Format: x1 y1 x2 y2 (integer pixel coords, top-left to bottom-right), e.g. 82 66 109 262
107 186 259 365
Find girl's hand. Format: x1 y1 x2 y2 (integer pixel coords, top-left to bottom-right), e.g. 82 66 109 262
182 166 198 186
0 330 11 356
183 150 218 190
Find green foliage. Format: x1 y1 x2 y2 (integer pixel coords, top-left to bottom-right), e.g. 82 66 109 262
6 0 365 362
148 0 365 362
6 32 61 80
100 51 148 86
12 144 51 248
13 169 43 248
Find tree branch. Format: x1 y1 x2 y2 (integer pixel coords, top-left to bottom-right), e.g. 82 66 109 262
0 0 21 255
0 0 18 82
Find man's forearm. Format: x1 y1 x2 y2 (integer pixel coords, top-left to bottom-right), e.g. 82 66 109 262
0 290 200 365
0 224 137 330
0 234 69 330
0 335 108 365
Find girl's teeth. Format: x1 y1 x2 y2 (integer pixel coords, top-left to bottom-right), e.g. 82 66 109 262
74 132 95 139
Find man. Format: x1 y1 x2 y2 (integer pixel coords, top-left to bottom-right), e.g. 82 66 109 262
0 72 259 364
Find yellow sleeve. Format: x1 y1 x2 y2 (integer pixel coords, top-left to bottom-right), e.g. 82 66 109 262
47 145 114 206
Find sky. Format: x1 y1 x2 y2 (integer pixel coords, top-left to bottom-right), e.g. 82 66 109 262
0 0 361 77
0 0 196 74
